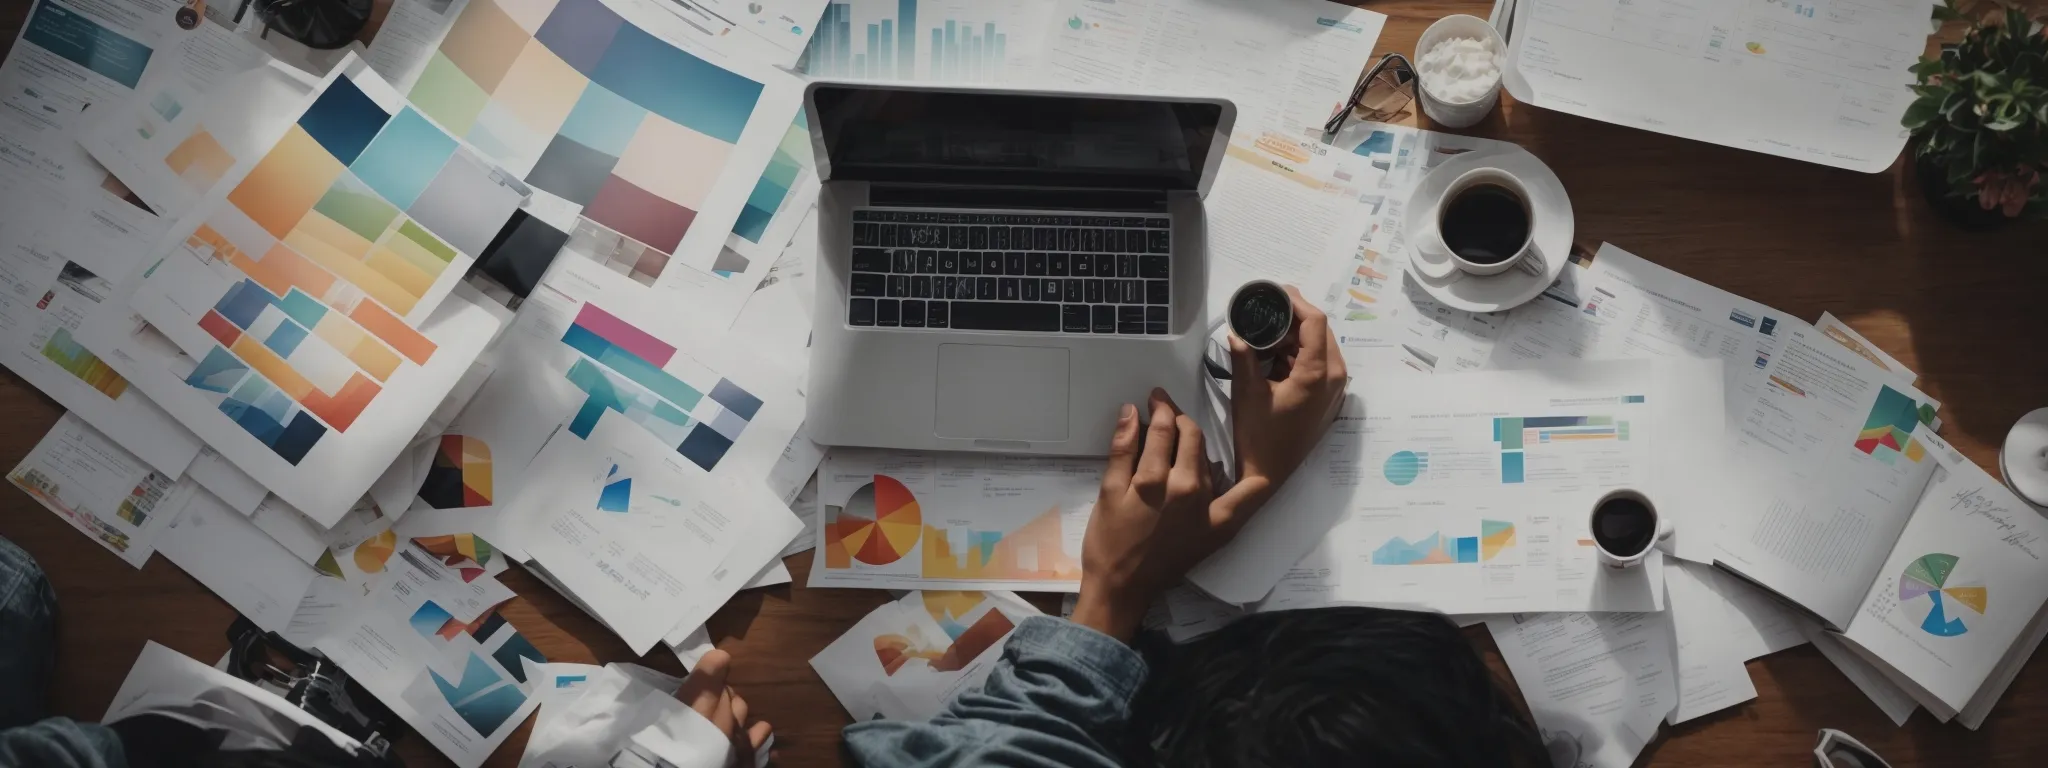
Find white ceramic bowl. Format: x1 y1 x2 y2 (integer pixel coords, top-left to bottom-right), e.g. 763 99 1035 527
1415 14 1505 129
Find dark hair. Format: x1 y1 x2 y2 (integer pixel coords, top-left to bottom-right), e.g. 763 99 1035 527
1126 607 1547 767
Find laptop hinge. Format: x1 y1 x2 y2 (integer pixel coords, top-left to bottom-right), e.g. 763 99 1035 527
868 185 1168 213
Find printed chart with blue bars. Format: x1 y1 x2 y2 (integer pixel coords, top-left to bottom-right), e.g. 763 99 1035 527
1492 406 1637 484
597 464 632 512
806 0 1014 82
176 71 517 465
559 303 765 471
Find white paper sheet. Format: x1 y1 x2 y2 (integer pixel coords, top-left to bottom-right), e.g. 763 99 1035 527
730 209 817 381
1840 434 2048 715
1042 0 1385 139
1808 627 1917 726
106 641 366 753
1488 612 1674 768
1502 0 1931 172
802 0 1057 85
185 446 268 515
513 409 780 654
1202 141 1378 323
1816 311 1916 385
1665 562 1758 723
8 414 196 567
518 662 719 768
807 448 1102 592
1711 324 1942 628
158 489 323 633
811 591 1038 720
1194 360 1672 613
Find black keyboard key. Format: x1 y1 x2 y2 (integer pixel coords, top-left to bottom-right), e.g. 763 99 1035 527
1085 279 1105 303
918 251 939 274
1070 254 1093 277
1021 278 1039 302
947 226 969 249
1118 306 1145 334
1116 254 1138 278
912 275 932 298
893 249 917 273
1048 253 1069 275
976 277 997 300
1014 227 1032 248
1104 230 1123 253
1027 253 1047 276
1063 305 1090 333
929 301 950 328
855 210 877 221
1121 280 1145 304
1146 218 1170 228
1004 252 1027 275
912 225 946 247
1041 278 1060 301
880 224 898 247
849 298 876 326
1034 228 1055 250
852 273 886 297
959 252 981 275
876 299 901 327
999 278 1020 301
990 227 1009 249
1092 305 1116 334
1148 230 1171 253
853 223 878 246
981 252 1004 274
902 300 926 327
1060 228 1080 250
1122 217 1146 227
969 226 988 249
1063 279 1084 302
852 248 889 273
952 276 974 300
1146 279 1169 305
888 275 910 297
1083 229 1102 252
939 251 959 273
1095 254 1119 276
951 301 1060 332
1146 306 1169 334
1140 255 1170 279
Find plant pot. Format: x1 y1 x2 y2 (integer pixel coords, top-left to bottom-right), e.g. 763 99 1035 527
1913 148 2013 231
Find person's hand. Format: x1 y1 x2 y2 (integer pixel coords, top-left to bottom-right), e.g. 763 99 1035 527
676 650 772 767
1222 285 1348 514
1074 389 1215 642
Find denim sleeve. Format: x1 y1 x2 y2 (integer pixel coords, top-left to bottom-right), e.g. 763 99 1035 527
0 718 124 768
842 616 1145 768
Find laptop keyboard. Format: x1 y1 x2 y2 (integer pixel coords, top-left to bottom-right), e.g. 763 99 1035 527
846 210 1171 335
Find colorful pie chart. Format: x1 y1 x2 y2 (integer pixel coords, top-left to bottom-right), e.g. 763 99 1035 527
830 475 923 566
1898 552 1985 638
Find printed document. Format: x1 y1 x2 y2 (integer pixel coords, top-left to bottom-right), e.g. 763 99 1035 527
802 0 1057 85
811 590 1038 720
1836 438 2048 720
1503 0 1932 172
1488 612 1674 768
1664 561 1758 723
514 410 780 654
1712 324 1942 628
1192 359 1672 613
1202 140 1377 323
807 448 1101 592
8 414 196 567
156 489 323 633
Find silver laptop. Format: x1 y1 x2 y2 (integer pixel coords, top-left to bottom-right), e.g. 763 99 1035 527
804 83 1235 455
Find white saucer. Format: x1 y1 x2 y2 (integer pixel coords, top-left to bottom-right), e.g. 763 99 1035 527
1403 149 1575 313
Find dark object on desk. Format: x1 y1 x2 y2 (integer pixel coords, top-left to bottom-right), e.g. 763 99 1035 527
1590 493 1656 558
248 0 372 49
474 210 570 299
1227 280 1291 352
1901 2 2046 227
1440 183 1532 265
225 617 403 765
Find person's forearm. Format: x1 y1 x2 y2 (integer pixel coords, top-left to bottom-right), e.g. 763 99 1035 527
0 718 123 768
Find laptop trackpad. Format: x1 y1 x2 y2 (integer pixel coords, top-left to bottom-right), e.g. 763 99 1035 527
934 344 1069 442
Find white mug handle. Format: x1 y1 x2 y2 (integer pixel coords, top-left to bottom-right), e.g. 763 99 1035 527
1515 240 1547 277
1410 216 1461 280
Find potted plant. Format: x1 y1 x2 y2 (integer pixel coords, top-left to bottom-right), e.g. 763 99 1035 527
1903 0 2048 228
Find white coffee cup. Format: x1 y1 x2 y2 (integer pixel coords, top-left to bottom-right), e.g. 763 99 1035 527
1588 488 1672 569
1413 166 1546 279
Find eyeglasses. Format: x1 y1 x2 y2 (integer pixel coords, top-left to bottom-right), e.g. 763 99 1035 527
1323 53 1417 139
1813 729 1892 768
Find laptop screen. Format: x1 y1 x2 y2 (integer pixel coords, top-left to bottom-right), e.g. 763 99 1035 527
810 86 1226 190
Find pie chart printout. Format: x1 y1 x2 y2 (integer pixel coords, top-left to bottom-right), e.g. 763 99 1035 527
830 475 923 566
1898 552 1987 638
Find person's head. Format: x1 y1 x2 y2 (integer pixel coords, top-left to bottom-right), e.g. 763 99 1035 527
1127 607 1546 767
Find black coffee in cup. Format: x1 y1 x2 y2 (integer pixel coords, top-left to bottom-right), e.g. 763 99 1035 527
1591 495 1657 557
1439 183 1531 265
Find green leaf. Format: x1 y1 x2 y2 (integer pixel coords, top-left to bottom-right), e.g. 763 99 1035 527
1986 116 2024 131
1941 89 1971 118
1905 95 1944 129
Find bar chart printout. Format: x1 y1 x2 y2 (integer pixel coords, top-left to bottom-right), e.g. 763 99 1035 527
806 0 1024 83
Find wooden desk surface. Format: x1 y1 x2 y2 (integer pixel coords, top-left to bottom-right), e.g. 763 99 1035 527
2 1 2045 765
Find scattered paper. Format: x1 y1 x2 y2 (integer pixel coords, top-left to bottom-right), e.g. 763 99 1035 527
1488 612 1674 768
157 489 322 633
9 414 195 567
1665 562 1758 723
812 591 1038 720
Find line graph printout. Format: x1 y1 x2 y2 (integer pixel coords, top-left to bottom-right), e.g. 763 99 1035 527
808 447 1101 592
1193 359 1667 613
